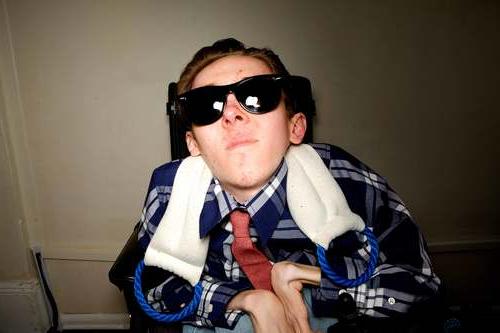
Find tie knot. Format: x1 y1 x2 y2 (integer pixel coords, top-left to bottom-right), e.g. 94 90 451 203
230 210 251 238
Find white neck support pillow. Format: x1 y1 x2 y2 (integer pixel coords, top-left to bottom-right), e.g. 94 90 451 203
144 144 364 286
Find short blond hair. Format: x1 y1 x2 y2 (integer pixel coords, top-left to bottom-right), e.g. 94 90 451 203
177 38 290 95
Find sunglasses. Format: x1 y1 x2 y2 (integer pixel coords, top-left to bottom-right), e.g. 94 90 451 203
176 74 311 126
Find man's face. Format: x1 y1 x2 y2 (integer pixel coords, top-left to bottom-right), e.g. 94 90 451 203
185 55 306 202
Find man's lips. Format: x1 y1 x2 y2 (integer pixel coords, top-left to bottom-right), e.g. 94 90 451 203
226 139 257 150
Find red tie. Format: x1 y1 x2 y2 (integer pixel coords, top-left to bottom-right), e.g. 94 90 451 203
230 210 273 291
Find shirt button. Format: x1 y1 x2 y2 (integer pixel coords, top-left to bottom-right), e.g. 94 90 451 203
388 297 396 305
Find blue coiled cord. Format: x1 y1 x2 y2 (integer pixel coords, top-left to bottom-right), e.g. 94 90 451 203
317 227 378 288
134 260 203 323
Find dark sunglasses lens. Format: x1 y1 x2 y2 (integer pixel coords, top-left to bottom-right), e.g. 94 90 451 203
180 87 226 126
236 77 282 113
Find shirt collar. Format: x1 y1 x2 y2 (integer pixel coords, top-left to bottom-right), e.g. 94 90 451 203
199 159 288 246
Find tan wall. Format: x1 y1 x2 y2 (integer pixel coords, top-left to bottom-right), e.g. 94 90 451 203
1 0 498 318
0 0 35 281
0 68 31 280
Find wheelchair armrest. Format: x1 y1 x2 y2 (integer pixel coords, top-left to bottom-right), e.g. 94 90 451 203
109 223 182 333
109 222 145 290
109 222 174 290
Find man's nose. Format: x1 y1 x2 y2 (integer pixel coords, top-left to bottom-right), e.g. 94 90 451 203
221 93 248 124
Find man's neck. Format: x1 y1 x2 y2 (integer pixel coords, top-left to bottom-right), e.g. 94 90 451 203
222 183 265 204
217 159 287 204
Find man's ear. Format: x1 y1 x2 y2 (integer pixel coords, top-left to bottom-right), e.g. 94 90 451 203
289 112 307 144
185 131 201 156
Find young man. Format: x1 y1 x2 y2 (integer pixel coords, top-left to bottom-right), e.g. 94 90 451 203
137 38 440 333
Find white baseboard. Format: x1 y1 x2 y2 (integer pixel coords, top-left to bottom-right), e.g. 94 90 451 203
0 279 50 333
60 313 130 330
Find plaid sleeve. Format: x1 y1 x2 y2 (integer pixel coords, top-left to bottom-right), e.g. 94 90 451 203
183 275 251 329
144 270 250 328
310 143 441 318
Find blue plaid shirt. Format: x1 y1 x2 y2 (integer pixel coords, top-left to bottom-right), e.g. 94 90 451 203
138 143 440 328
